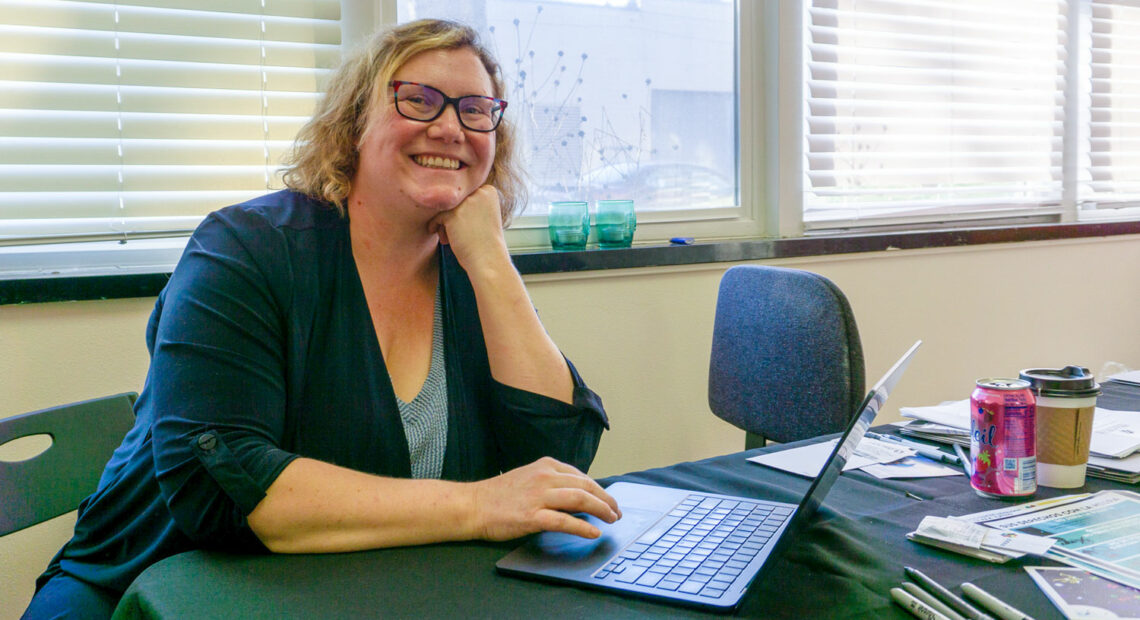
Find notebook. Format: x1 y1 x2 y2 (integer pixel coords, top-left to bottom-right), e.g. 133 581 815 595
496 340 922 612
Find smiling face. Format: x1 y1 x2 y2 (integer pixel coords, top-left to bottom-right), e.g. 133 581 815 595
350 47 497 224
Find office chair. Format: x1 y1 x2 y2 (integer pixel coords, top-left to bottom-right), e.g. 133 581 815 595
708 265 865 449
0 393 136 536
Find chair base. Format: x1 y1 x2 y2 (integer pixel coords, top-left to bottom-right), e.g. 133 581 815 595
745 432 766 451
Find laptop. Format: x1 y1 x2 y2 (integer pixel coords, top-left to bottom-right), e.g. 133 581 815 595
496 340 922 612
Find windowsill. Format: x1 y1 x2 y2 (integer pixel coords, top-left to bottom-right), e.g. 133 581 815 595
514 218 1140 272
4 219 1140 305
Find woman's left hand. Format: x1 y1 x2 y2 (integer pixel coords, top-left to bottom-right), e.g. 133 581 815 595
428 185 509 273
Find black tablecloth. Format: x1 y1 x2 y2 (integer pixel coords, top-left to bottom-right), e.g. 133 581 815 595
112 382 1140 619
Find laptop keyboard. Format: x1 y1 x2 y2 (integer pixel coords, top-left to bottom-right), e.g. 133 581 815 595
593 494 793 598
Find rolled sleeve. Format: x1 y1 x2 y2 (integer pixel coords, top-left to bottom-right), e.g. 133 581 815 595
189 430 295 515
490 358 609 472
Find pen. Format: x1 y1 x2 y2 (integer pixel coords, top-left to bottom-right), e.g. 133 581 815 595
892 586 952 620
904 567 994 620
867 432 962 465
961 582 1035 620
953 443 972 477
902 582 966 620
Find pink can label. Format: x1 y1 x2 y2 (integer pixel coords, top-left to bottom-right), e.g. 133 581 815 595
971 381 1037 498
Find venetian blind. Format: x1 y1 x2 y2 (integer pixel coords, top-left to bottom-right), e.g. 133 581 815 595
1084 0 1140 210
803 0 1067 227
0 0 341 246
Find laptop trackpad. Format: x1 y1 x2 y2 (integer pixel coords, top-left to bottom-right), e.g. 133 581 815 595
503 508 663 576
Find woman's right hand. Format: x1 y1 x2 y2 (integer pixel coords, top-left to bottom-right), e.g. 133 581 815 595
470 457 622 541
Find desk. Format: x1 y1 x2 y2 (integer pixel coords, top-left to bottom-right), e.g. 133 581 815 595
113 381 1140 619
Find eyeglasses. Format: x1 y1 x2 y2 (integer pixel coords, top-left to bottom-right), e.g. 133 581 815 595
389 80 507 132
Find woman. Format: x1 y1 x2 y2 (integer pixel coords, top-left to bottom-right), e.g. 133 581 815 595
24 19 619 619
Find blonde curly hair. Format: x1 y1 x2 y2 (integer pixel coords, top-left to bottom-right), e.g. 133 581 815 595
282 19 525 224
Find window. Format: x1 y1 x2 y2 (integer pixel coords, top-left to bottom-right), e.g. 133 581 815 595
0 0 340 278
799 0 1140 230
394 0 750 248
3 1 1139 282
1084 0 1140 215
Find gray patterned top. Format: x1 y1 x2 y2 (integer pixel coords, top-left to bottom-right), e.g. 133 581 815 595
396 287 448 479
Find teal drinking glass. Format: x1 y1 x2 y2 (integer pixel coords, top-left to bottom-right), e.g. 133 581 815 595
595 199 636 248
548 201 590 251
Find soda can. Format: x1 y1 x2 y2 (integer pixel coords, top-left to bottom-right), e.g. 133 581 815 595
970 378 1037 499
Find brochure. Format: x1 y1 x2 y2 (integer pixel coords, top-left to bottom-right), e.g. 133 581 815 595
1025 566 1140 619
980 491 1140 591
904 495 1090 564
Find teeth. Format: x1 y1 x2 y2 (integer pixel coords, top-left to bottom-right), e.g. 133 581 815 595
413 155 460 170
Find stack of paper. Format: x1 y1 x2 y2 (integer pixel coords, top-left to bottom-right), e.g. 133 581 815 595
898 400 1140 484
907 516 1037 563
976 491 1140 592
907 489 1140 600
1108 369 1140 388
906 495 1078 564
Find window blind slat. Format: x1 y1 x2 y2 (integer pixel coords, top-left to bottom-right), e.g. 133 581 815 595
7 0 341 21
0 165 283 191
806 118 1063 134
2 53 333 92
105 0 342 21
807 81 1064 105
808 4 1063 42
0 191 271 221
0 138 295 166
0 81 321 116
0 26 342 68
2 1 112 30
0 111 309 141
3 1 341 42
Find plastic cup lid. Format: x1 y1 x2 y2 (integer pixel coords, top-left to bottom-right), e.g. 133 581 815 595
1018 365 1101 397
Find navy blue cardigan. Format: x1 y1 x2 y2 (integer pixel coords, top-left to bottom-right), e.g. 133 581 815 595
44 190 609 593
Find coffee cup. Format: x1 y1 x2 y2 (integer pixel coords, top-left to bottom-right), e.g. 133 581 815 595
1019 366 1100 488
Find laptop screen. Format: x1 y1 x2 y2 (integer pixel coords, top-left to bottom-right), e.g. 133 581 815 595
793 340 921 524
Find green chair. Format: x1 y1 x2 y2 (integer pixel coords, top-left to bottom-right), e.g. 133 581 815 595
0 393 136 536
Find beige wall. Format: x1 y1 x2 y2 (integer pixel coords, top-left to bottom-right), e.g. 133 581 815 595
3 234 1140 615
526 235 1140 475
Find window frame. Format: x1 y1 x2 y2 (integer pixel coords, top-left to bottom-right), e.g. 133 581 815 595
5 0 1140 291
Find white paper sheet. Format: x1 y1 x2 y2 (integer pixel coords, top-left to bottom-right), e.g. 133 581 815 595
746 437 914 478
1108 369 1140 387
860 456 963 479
1090 410 1140 458
900 400 971 430
913 516 1055 555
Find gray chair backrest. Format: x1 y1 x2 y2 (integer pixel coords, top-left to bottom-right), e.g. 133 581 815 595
0 393 136 536
708 265 864 447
